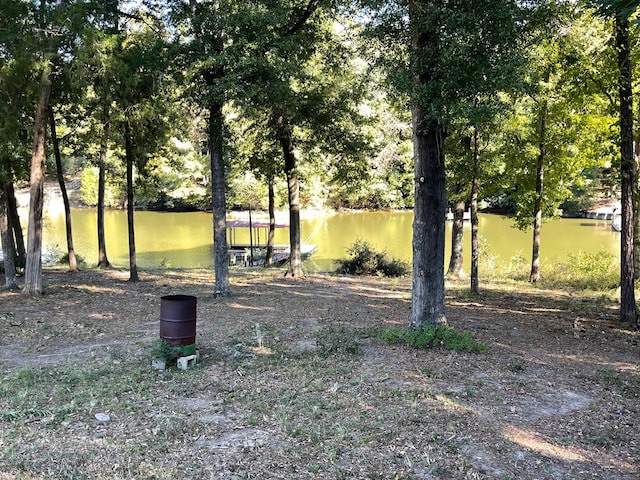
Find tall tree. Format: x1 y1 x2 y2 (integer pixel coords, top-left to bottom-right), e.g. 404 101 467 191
0 185 18 289
173 0 231 295
114 15 172 281
96 109 111 268
408 0 447 327
402 0 536 327
95 2 120 269
23 64 52 296
588 0 639 328
502 5 615 284
529 95 549 283
469 127 480 293
233 1 368 277
444 131 475 281
613 6 637 324
6 183 26 270
0 3 32 273
279 120 303 276
124 116 138 281
17 0 58 295
49 108 78 271
446 200 466 279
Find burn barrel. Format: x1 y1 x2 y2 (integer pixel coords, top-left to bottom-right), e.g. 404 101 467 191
160 295 197 356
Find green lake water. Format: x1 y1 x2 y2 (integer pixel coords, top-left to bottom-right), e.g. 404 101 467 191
38 206 619 273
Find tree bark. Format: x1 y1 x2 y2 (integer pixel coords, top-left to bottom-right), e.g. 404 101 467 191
280 124 303 277
124 118 138 282
210 102 231 296
0 185 18 289
409 0 447 328
410 111 448 329
616 14 637 325
96 103 110 268
529 100 548 284
634 110 640 281
446 199 466 279
264 175 275 268
189 0 231 295
6 183 25 269
49 108 78 272
470 128 480 294
23 67 52 296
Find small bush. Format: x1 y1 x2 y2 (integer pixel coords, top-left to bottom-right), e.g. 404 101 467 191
379 324 486 353
315 326 361 356
151 340 178 362
58 252 87 268
335 240 410 277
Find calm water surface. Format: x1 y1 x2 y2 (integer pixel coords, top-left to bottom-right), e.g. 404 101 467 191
40 207 619 272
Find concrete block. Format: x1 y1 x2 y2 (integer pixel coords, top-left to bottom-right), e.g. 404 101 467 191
152 358 166 371
177 354 197 370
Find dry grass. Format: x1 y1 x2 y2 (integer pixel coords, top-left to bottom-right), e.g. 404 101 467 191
0 267 638 479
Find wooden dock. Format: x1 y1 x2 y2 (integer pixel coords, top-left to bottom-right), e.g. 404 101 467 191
226 219 317 266
228 243 318 266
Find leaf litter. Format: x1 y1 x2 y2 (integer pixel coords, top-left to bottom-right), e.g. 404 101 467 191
0 267 638 479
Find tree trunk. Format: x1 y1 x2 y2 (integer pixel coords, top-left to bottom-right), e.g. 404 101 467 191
264 175 275 268
446 199 466 279
470 128 480 294
529 100 548 284
49 108 78 272
409 0 447 329
96 104 110 268
124 118 138 282
210 102 230 296
23 68 52 296
188 0 230 295
6 183 25 269
634 102 640 281
634 121 640 281
410 111 448 329
280 125 303 277
0 185 18 289
616 14 637 326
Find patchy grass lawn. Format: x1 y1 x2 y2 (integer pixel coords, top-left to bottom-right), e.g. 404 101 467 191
0 267 638 479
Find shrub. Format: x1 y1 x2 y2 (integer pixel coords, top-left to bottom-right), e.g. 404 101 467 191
315 326 360 356
58 252 87 268
335 240 410 277
542 250 618 291
379 324 486 353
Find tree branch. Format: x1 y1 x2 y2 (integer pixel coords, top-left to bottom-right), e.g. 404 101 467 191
285 0 322 36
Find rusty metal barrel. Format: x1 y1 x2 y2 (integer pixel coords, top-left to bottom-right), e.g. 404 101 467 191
160 295 197 354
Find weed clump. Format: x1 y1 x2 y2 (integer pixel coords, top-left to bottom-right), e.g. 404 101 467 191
335 240 409 277
316 326 361 356
379 324 486 353
58 252 87 268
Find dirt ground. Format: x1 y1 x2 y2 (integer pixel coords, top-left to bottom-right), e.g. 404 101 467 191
0 267 638 479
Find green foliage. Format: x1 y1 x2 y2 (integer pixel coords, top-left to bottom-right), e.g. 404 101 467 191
379 325 487 353
541 251 618 291
335 240 409 277
499 8 616 230
479 248 619 291
327 105 414 209
315 326 361 357
57 252 86 268
151 340 177 362
79 167 123 207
